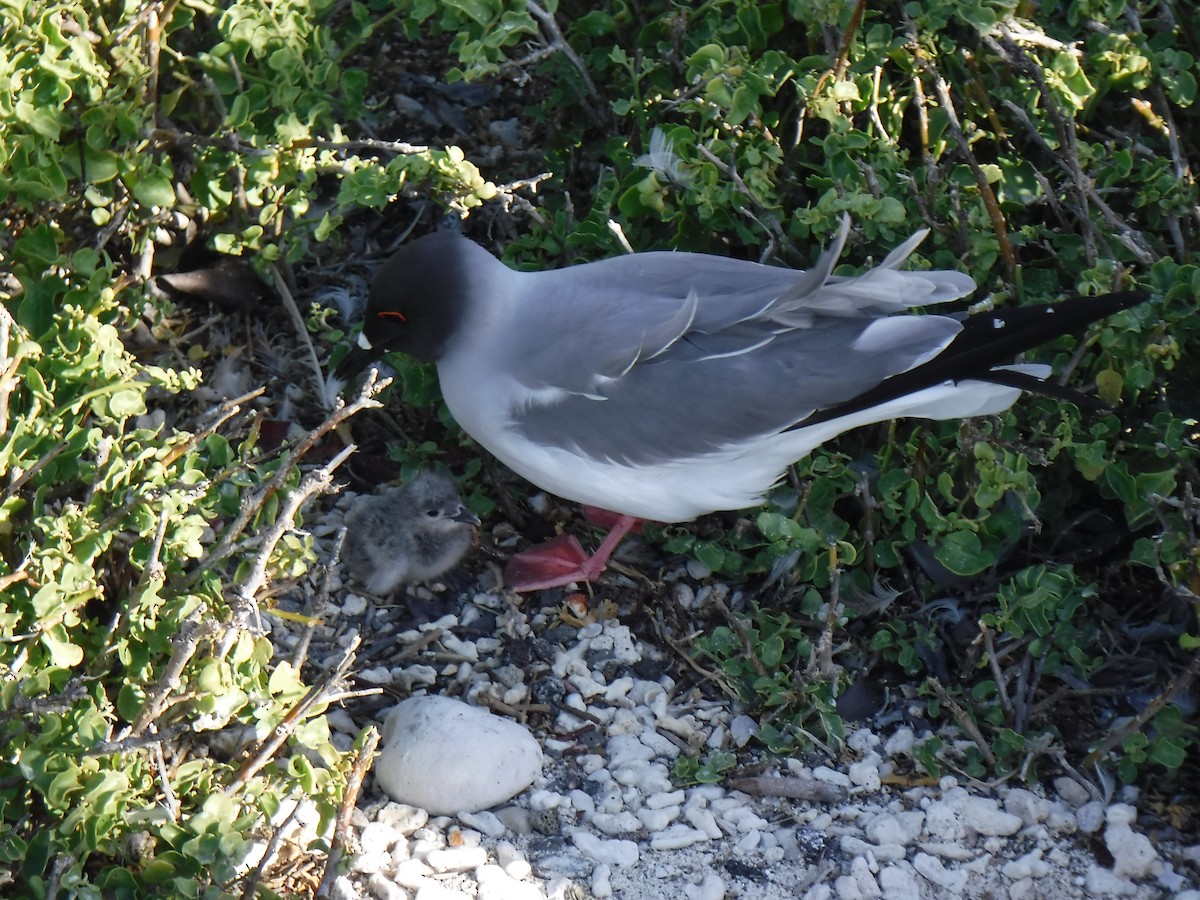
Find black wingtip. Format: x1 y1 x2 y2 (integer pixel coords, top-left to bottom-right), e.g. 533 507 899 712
793 289 1152 429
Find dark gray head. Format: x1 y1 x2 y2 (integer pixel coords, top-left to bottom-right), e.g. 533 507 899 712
335 231 495 379
398 470 480 532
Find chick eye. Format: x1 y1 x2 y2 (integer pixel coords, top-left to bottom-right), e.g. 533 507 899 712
425 508 440 518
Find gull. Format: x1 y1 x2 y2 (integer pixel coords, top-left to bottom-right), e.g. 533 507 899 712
332 219 1145 591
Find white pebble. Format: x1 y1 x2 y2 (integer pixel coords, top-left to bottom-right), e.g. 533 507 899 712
683 872 727 900
1003 848 1050 880
475 864 542 900
366 873 408 900
639 727 682 758
866 811 923 847
377 803 429 834
912 852 967 892
457 810 505 838
611 760 673 794
606 734 655 766
646 789 686 809
1105 804 1162 879
495 841 532 880
590 811 642 835
649 825 711 851
812 765 852 787
604 677 635 702
835 856 881 899
423 846 488 873
568 790 596 815
957 796 1022 836
351 849 391 875
571 832 639 866
360 666 395 684
393 665 437 690
736 829 761 852
884 727 915 757
685 807 724 840
1085 864 1139 896
1053 776 1092 807
360 821 400 856
527 789 566 811
842 835 906 863
848 760 882 791
341 594 369 617
847 727 881 752
1077 801 1106 833
637 805 680 831
1004 788 1051 826
392 858 433 889
721 806 769 833
592 862 613 898
877 864 921 900
729 715 758 747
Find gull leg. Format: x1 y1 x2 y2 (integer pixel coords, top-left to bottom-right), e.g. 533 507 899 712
505 512 641 592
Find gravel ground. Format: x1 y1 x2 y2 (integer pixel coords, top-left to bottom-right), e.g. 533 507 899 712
250 498 1200 900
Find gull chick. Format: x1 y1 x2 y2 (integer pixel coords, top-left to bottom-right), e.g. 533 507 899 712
342 471 479 594
333 219 1146 592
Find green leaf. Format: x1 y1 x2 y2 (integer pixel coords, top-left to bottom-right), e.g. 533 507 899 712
934 530 994 576
131 170 176 208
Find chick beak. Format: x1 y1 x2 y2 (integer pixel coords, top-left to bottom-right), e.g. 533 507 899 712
452 506 481 526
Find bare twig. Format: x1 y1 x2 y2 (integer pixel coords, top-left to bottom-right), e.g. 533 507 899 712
268 263 327 404
978 624 1014 718
195 372 386 581
0 304 23 434
153 740 181 821
126 611 216 738
525 1 602 105
1083 647 1200 768
292 527 345 672
923 63 1016 288
316 726 380 898
710 591 767 678
220 443 355 653
228 634 362 793
727 774 847 803
927 676 997 768
241 801 303 900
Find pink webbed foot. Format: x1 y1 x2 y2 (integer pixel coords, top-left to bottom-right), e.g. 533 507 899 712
504 511 642 592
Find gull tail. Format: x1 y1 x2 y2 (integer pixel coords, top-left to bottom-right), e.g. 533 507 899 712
797 291 1149 428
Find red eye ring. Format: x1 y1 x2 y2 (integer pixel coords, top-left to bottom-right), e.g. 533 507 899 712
378 310 407 322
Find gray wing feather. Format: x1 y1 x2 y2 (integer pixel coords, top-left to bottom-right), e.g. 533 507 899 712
504 224 974 463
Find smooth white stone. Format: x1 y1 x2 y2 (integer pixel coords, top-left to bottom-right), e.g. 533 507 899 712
374 696 542 815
